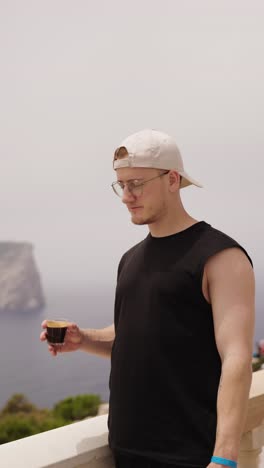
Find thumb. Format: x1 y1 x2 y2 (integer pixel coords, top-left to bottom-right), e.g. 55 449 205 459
67 323 79 333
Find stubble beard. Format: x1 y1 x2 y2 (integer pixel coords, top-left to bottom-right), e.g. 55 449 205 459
131 214 157 225
130 202 167 226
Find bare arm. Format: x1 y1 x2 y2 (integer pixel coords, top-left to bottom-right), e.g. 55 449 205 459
40 322 115 358
205 247 255 467
79 324 115 358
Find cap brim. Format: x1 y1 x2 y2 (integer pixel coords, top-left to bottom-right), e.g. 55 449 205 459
179 171 203 189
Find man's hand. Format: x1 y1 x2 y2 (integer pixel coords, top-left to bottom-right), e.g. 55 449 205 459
40 320 84 356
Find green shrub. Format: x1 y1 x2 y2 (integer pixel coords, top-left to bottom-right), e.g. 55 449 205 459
36 415 67 433
252 361 262 372
252 356 264 372
0 412 68 445
0 414 37 444
53 394 101 422
1 394 36 415
0 392 101 445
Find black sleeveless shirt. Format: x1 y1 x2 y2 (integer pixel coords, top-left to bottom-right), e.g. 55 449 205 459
108 221 252 467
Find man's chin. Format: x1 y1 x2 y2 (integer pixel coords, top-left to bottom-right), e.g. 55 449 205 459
130 214 156 226
130 214 148 226
131 218 146 225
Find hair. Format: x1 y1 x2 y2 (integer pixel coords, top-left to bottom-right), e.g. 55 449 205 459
113 146 128 168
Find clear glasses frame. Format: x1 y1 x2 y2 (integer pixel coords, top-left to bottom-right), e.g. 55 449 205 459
111 170 170 198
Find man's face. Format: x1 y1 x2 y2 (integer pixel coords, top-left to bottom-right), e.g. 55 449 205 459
115 167 170 226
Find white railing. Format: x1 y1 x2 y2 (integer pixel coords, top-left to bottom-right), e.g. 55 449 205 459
0 414 113 468
0 369 264 468
239 369 264 468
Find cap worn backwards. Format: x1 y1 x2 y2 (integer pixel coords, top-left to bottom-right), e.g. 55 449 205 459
113 129 203 189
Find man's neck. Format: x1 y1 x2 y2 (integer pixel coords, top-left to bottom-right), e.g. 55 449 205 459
148 215 199 238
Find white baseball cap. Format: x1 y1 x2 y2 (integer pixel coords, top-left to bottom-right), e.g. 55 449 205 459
113 129 203 189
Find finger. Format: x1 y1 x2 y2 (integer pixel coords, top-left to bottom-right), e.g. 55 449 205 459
48 345 58 356
66 325 79 337
51 343 65 353
40 331 47 341
41 320 47 328
66 323 78 332
55 344 64 353
67 325 79 335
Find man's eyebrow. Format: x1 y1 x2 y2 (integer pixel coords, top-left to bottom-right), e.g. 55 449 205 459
117 177 144 183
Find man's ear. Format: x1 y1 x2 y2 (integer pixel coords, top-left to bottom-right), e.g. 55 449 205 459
168 171 181 192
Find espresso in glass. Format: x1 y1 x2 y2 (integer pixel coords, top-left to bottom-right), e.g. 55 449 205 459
46 319 69 345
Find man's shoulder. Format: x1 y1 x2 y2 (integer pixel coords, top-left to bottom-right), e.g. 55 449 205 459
200 222 253 267
200 222 238 243
118 239 145 272
199 222 244 248
123 239 145 257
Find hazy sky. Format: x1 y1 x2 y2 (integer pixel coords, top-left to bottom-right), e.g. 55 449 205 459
0 1 263 326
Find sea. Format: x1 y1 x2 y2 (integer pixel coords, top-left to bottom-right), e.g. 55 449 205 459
0 287 114 410
0 286 263 411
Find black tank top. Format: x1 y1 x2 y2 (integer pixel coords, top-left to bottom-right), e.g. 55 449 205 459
108 221 252 467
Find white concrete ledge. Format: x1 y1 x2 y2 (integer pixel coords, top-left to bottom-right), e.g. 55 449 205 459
0 414 114 468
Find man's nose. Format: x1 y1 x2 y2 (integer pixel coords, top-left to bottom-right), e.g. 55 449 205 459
121 186 136 204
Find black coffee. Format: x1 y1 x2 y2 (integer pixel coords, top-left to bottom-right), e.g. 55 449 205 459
46 320 68 345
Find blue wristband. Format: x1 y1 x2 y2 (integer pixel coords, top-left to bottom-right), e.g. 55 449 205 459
211 456 237 467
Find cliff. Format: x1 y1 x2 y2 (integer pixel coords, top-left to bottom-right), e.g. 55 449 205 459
0 242 45 312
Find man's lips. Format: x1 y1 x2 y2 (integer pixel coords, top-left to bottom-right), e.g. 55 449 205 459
128 206 143 211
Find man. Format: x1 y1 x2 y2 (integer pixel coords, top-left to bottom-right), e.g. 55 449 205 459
41 129 255 468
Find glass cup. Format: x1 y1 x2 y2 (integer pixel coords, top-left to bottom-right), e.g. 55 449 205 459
46 318 69 346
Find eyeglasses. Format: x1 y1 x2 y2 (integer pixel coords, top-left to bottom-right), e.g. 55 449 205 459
111 170 170 198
